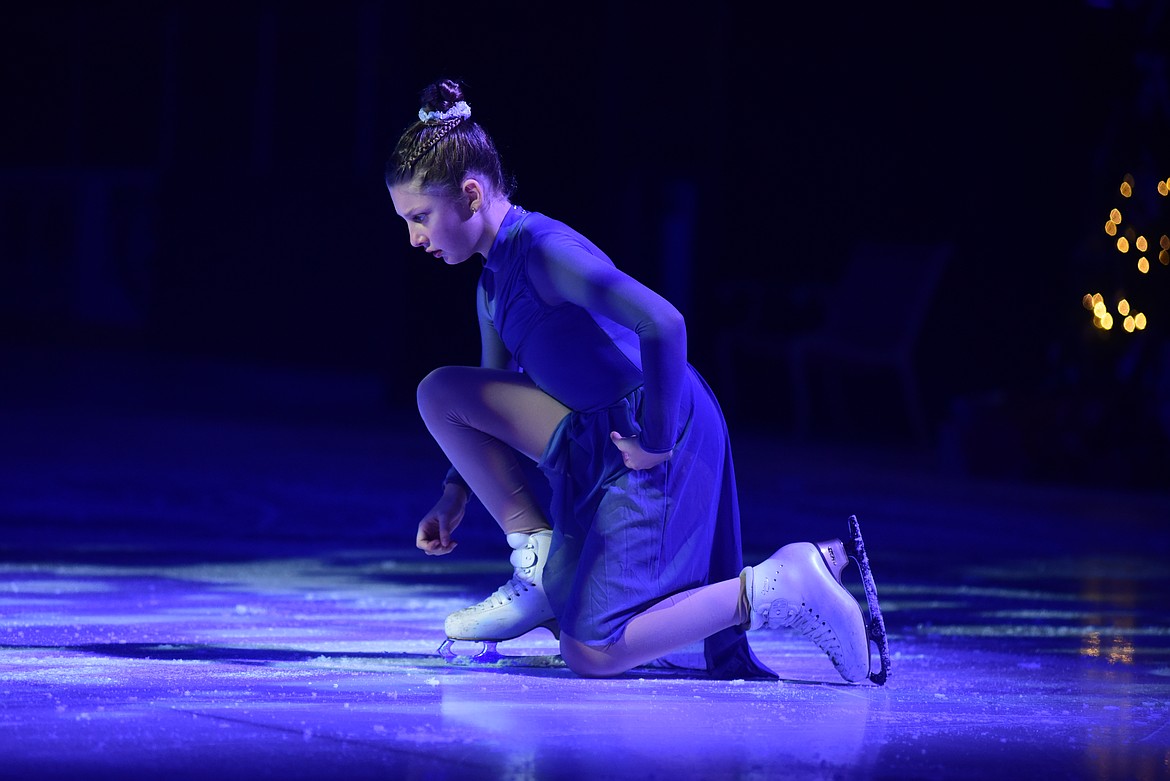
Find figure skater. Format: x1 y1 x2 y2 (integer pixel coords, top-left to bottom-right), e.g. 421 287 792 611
385 79 889 683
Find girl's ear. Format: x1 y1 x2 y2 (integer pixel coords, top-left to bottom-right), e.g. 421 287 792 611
461 178 485 214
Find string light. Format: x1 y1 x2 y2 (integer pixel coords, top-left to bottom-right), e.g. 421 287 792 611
1084 175 1165 336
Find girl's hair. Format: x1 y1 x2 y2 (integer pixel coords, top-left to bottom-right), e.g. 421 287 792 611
386 79 512 199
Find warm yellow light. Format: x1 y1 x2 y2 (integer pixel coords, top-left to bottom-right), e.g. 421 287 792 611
1160 180 1170 196
1138 256 1150 273
1101 312 1114 329
1137 235 1148 252
1093 301 1107 317
1117 236 1130 253
1118 299 1130 315
1124 316 1135 332
1121 180 1133 198
1082 294 1095 310
1105 221 1117 236
1110 208 1122 224
1161 249 1169 266
1108 634 1135 665
1135 312 1147 330
1093 293 1104 306
1161 234 1170 249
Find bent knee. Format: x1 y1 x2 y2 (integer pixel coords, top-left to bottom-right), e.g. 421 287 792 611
560 634 629 679
416 365 461 401
416 366 467 418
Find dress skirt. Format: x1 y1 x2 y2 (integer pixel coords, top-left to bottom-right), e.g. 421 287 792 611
538 365 774 679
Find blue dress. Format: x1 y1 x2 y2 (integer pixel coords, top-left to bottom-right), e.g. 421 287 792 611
480 206 772 679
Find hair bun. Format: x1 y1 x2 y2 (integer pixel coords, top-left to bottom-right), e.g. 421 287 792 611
416 79 471 124
419 79 465 115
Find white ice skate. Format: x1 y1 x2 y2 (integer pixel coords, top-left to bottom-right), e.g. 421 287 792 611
744 515 891 684
438 529 559 663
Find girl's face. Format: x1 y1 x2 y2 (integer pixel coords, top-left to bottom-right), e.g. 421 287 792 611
387 181 478 265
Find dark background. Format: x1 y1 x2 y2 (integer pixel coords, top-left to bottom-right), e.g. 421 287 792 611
2 0 1168 492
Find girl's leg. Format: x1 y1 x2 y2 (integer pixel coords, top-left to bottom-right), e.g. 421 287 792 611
560 577 748 678
562 539 880 683
419 366 570 649
417 365 570 534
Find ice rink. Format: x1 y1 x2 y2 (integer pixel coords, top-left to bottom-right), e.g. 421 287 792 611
3 346 1168 780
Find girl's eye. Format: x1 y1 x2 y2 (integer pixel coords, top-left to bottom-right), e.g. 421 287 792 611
413 214 427 224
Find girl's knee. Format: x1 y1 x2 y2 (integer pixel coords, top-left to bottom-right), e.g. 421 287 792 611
417 366 466 418
417 365 455 400
560 634 628 679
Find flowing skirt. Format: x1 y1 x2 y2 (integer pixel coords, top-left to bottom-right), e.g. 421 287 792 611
538 365 774 679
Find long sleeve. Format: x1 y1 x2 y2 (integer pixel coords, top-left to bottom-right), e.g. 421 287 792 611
629 300 686 452
530 233 687 452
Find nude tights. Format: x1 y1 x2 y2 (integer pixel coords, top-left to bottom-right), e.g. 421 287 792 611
417 365 749 676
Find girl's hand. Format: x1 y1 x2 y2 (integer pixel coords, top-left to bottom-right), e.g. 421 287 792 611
417 482 468 555
610 431 673 471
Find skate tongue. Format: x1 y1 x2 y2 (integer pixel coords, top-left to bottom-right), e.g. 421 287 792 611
504 532 533 549
510 546 538 570
505 531 550 586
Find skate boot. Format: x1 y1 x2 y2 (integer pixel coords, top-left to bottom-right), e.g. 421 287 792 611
743 515 890 685
438 529 558 663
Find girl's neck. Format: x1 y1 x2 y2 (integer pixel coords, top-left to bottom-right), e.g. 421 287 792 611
478 198 514 258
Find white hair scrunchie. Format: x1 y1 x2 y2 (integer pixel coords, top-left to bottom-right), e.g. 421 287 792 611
419 101 471 123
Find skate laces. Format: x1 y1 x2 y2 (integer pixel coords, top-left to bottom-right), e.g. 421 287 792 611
786 602 843 659
471 575 531 609
467 537 542 611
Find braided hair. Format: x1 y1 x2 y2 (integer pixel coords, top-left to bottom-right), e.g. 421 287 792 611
386 79 512 199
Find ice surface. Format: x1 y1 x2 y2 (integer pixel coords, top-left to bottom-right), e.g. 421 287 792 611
2 347 1168 780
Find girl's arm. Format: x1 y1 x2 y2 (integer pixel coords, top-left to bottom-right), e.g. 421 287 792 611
419 278 511 556
528 238 685 457
477 278 515 371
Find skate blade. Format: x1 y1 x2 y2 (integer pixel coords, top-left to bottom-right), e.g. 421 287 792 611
436 638 565 669
437 621 561 666
438 639 504 664
844 515 892 686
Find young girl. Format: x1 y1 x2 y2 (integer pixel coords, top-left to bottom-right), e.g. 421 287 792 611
386 79 889 683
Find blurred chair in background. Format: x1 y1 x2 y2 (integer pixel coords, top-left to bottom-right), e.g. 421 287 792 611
786 241 952 446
